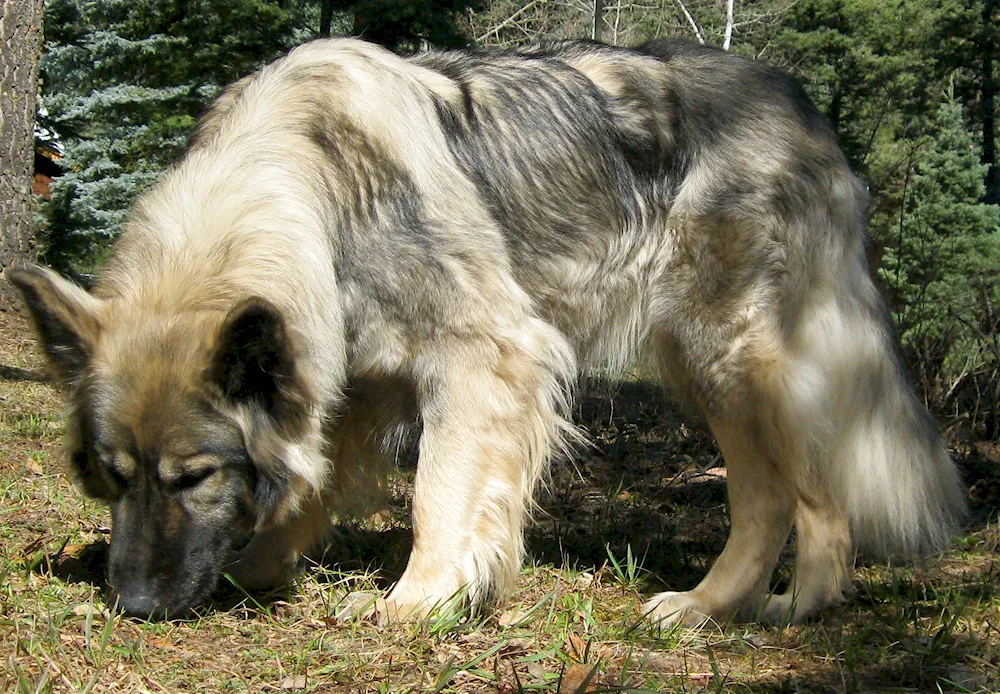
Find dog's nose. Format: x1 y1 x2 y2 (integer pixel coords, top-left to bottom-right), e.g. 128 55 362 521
109 590 161 619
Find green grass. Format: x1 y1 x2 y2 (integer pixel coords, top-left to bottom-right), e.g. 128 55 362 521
1 310 998 693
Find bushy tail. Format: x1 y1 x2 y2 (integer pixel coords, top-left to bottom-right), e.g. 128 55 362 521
825 293 966 558
830 326 965 556
787 187 967 559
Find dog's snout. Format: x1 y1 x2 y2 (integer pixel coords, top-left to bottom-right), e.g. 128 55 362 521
109 587 162 619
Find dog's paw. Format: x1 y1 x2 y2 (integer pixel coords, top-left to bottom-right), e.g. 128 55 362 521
759 593 800 625
224 556 296 592
332 592 445 625
758 587 845 626
334 591 384 622
381 596 435 623
381 577 471 624
330 591 435 625
378 589 473 627
331 592 438 626
643 591 718 629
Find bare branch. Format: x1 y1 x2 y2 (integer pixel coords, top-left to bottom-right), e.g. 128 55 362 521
675 0 705 44
475 0 546 44
723 0 735 50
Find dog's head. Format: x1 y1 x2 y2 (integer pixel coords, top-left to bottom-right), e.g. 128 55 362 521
8 266 310 618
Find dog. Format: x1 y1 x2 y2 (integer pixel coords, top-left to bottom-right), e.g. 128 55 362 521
9 37 966 624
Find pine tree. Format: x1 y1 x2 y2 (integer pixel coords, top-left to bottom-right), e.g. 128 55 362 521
771 0 958 171
873 99 1000 404
40 0 311 277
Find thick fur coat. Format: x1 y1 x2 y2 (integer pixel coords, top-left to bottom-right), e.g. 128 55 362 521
10 38 965 624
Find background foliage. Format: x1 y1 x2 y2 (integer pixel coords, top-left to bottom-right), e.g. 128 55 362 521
37 0 1000 437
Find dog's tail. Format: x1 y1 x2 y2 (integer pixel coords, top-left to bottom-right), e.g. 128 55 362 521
779 174 967 559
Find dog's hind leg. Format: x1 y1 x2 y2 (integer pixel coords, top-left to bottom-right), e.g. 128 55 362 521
761 495 852 624
760 253 964 623
644 408 797 628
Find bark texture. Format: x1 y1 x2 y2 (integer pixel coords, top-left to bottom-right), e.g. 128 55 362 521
0 0 44 310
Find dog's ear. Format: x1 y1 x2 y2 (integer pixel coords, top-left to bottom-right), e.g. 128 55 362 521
6 265 104 386
209 298 309 425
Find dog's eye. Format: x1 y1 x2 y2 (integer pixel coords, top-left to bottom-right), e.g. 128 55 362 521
173 468 217 492
93 446 130 490
104 465 128 490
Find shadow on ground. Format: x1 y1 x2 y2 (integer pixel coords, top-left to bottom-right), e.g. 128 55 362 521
0 364 47 383
317 377 999 692
315 378 735 593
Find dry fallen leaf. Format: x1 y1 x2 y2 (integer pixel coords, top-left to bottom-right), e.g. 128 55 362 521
145 636 197 659
526 661 548 681
335 591 379 621
559 663 599 693
498 606 528 627
948 666 986 690
71 603 108 618
275 675 306 691
564 632 588 662
60 543 91 558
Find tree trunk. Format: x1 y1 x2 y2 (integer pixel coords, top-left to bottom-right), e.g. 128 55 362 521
592 0 603 42
0 0 44 310
319 0 334 38
675 0 705 45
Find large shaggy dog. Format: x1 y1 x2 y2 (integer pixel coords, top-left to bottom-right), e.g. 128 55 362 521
10 38 965 624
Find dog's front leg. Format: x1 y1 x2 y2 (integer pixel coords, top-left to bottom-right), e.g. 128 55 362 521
225 489 334 591
384 336 567 620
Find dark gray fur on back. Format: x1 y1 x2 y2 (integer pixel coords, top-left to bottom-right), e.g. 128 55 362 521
413 39 836 256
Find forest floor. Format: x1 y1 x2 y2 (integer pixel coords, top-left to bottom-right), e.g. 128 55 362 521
1 308 998 693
